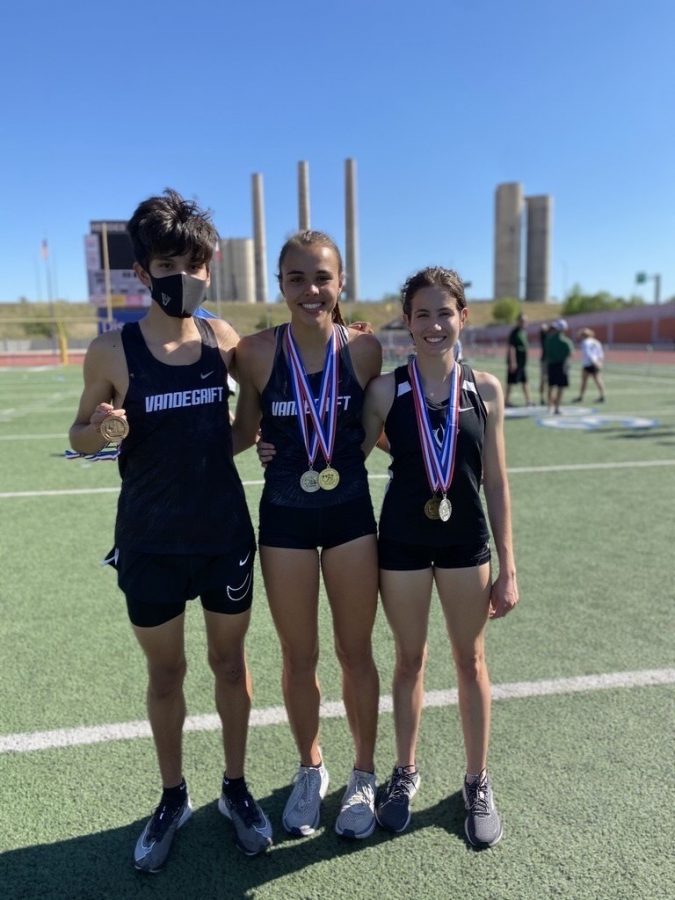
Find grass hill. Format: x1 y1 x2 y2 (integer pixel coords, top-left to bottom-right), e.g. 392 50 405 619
0 299 560 341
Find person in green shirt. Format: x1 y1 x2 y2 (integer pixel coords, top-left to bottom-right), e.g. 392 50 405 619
504 314 532 407
545 319 575 414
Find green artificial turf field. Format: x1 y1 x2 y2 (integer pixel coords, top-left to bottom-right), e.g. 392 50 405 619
1 353 674 899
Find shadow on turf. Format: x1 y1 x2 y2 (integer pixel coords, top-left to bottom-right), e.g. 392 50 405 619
2 788 475 898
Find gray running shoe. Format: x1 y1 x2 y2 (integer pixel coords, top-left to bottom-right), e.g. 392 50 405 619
462 771 503 847
335 769 377 839
282 763 330 835
134 793 192 872
375 766 421 834
218 790 273 856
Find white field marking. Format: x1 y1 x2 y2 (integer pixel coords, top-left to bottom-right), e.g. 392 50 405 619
2 668 673 755
2 459 675 501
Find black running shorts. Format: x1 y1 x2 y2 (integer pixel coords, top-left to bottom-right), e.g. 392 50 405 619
259 494 376 550
113 538 256 628
378 537 491 571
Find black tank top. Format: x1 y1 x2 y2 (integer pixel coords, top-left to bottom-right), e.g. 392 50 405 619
379 363 489 547
260 324 370 508
115 318 254 554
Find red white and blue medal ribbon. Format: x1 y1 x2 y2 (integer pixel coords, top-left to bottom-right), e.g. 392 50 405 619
409 358 461 509
286 325 339 471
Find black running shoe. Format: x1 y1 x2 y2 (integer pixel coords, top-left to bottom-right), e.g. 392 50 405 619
134 793 192 872
219 790 273 856
462 771 503 848
375 766 420 834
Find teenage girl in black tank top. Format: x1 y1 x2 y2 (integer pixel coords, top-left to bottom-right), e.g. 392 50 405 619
360 267 519 845
379 362 489 550
260 323 370 508
234 231 382 838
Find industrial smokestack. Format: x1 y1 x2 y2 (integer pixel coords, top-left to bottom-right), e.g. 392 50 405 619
298 161 311 231
344 158 359 302
525 195 552 302
493 182 523 300
251 172 268 303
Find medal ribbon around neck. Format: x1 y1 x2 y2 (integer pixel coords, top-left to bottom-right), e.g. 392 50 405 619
409 358 462 496
286 325 339 469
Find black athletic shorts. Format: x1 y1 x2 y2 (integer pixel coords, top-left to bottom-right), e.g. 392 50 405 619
547 362 569 388
583 363 600 375
378 536 491 571
507 365 527 384
111 538 256 628
259 494 377 550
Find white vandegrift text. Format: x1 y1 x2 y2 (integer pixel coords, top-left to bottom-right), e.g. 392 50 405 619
144 386 224 413
271 395 351 417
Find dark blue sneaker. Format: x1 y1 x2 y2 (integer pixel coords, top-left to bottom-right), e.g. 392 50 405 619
375 766 421 834
219 790 273 856
134 793 192 872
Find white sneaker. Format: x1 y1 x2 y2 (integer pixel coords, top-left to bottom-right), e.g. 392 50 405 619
335 769 376 839
282 762 329 836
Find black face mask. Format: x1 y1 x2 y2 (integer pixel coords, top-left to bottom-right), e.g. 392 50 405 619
150 273 207 318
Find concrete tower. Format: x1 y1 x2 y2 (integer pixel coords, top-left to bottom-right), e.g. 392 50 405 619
525 195 552 302
251 173 268 303
344 158 359 303
493 182 523 300
298 161 311 231
209 238 255 304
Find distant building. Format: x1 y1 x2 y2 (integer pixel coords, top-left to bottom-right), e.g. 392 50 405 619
84 221 149 307
525 195 552 302
493 183 523 300
209 238 256 304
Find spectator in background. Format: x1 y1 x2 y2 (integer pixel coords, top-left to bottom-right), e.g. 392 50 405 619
504 314 532 407
545 319 574 414
573 328 605 403
538 322 551 405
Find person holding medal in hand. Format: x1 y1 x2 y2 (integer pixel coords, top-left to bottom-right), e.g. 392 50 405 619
234 230 382 840
361 266 518 846
69 189 272 870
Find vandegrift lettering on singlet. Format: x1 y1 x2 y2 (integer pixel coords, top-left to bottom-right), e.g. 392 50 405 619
144 386 225 413
271 394 352 417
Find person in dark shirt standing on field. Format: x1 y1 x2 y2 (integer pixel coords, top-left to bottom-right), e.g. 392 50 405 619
69 189 272 871
504 314 532 407
545 319 575 414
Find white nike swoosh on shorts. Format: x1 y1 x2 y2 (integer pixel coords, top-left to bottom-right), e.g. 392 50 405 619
227 571 253 603
239 551 251 566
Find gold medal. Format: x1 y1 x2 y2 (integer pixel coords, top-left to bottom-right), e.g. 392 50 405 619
424 497 440 520
99 414 129 444
318 466 340 491
300 469 320 492
438 496 452 522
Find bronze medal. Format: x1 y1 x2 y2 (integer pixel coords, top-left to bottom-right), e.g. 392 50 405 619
300 469 321 492
424 497 440 520
99 414 129 444
438 496 452 522
318 466 340 491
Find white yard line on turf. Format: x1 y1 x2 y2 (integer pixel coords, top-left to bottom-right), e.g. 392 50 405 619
2 458 675 500
2 668 673 754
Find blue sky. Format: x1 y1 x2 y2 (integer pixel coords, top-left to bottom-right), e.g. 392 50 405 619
1 0 673 304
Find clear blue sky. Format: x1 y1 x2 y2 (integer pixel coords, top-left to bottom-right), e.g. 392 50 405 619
1 0 673 304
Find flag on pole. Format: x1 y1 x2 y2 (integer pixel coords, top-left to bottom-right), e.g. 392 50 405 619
40 239 49 260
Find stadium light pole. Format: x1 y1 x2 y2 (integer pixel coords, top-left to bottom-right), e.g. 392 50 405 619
635 271 661 304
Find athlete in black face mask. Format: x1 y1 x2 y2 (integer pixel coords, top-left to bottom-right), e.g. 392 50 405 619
69 189 273 868
149 271 209 318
